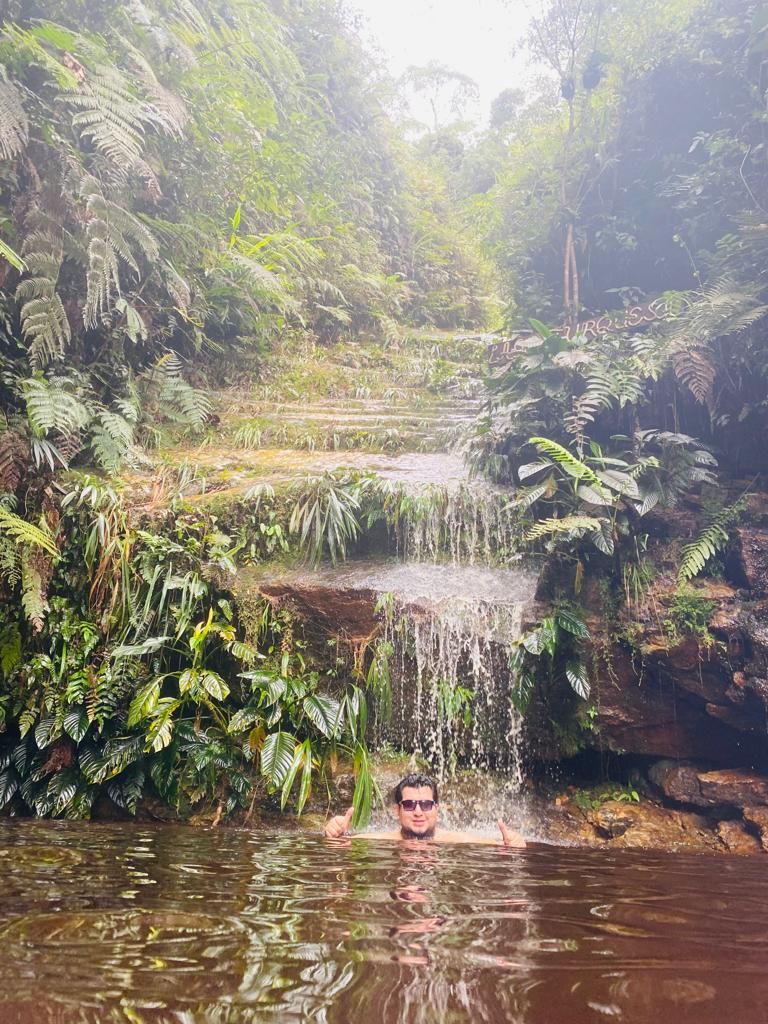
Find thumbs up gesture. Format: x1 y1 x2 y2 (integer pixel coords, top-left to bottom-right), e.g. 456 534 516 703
324 806 354 838
497 819 526 848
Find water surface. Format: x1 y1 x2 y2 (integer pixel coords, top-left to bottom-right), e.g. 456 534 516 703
0 821 765 1023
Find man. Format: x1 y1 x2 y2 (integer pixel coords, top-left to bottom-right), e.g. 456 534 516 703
323 771 526 847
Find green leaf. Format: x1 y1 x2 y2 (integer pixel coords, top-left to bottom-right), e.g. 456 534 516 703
566 662 590 699
260 730 298 790
555 609 590 640
200 671 229 700
0 768 19 808
34 717 58 750
63 706 90 742
112 636 171 659
517 461 549 480
127 679 160 727
179 668 196 695
591 524 615 556
145 699 179 752
302 694 341 738
228 707 262 734
0 238 25 271
596 469 639 498
0 509 58 556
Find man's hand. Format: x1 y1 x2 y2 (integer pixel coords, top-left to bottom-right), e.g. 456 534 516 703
324 806 354 838
497 819 526 848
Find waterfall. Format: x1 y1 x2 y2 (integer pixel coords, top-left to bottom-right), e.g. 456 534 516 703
368 566 537 784
393 482 520 566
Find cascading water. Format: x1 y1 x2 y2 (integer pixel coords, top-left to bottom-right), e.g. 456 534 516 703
369 565 537 782
392 482 520 566
250 559 538 783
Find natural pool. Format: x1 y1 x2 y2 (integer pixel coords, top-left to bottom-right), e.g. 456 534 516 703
1 820 766 1023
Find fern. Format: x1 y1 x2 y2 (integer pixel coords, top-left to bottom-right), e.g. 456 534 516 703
525 514 602 541
672 347 716 403
528 437 606 490
21 376 89 440
677 503 742 584
0 429 29 492
0 508 58 557
20 549 48 631
0 66 28 159
80 175 159 327
16 232 71 369
89 409 136 472
138 353 211 428
64 54 171 165
564 371 614 440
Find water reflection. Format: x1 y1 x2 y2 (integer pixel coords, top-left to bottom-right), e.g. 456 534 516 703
0 822 766 1022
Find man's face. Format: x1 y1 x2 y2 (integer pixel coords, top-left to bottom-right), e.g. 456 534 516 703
395 785 439 839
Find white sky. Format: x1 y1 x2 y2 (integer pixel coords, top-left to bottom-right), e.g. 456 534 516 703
348 0 534 128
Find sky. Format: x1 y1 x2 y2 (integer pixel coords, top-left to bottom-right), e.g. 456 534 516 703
348 0 535 128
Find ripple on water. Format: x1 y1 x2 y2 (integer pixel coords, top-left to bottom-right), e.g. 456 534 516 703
0 827 766 1024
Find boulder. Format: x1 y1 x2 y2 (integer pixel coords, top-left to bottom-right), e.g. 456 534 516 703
732 527 768 594
584 800 720 853
698 768 768 808
648 760 706 805
715 819 763 855
649 762 768 811
742 806 768 851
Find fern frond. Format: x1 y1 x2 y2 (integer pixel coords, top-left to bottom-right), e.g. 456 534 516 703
0 429 29 492
667 277 768 348
0 509 58 557
528 437 605 489
224 252 285 299
21 376 90 438
125 45 187 135
89 410 135 472
16 233 71 369
672 347 716 403
525 514 602 541
677 523 729 584
677 502 742 584
564 371 614 439
0 66 28 160
80 175 159 326
138 353 211 428
163 261 191 315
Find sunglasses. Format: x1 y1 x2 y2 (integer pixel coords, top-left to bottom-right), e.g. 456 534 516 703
398 799 436 812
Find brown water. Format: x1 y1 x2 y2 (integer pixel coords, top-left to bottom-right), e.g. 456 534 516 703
0 820 766 1024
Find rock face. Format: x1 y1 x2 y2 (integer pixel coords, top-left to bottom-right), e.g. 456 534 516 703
650 761 768 809
586 574 768 767
732 526 768 594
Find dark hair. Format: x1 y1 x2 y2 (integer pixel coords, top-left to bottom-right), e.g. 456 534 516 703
393 773 439 804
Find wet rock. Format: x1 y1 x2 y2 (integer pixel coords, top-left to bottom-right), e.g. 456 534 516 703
589 802 636 838
255 582 379 641
648 760 706 805
649 763 768 811
715 819 763 855
732 527 768 594
592 643 756 763
742 806 768 850
698 768 768 808
582 800 720 853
